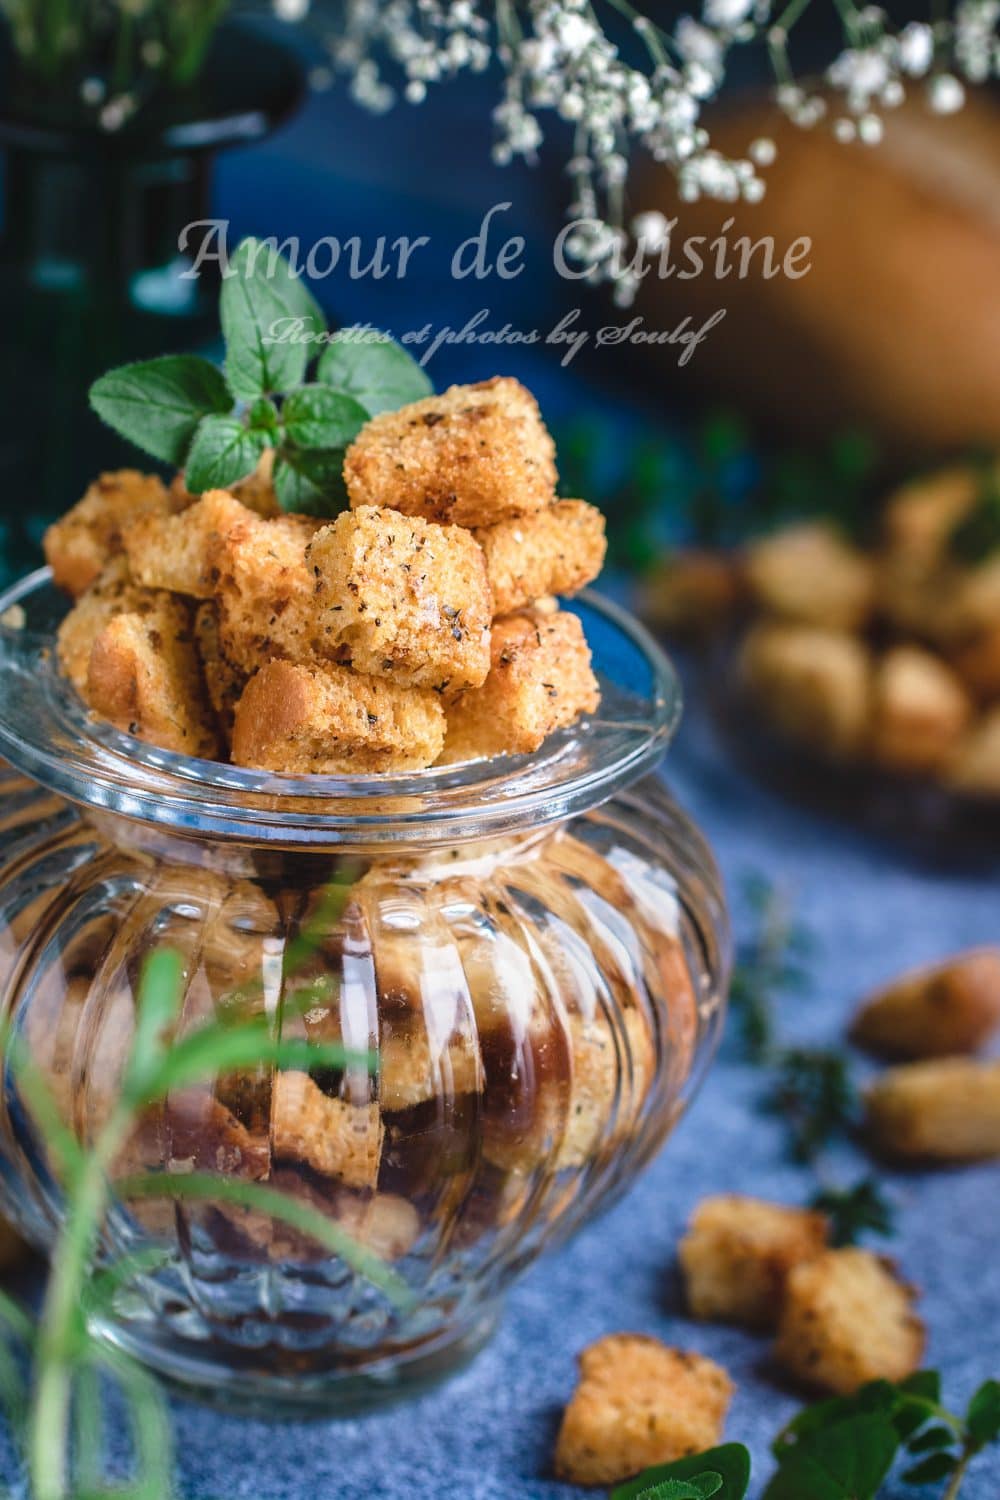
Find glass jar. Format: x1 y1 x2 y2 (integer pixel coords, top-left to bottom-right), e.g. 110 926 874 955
0 571 729 1414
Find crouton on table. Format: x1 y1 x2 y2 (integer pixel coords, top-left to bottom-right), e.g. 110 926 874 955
865 1058 1000 1161
774 1248 924 1394
679 1194 829 1329
231 659 445 774
307 505 492 691
441 607 599 763
44 470 174 597
744 521 875 631
949 706 1000 796
871 646 971 774
739 622 872 759
475 500 606 616
344 378 557 528
851 949 1000 1059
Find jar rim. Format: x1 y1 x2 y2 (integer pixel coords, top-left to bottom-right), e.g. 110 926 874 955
0 568 682 848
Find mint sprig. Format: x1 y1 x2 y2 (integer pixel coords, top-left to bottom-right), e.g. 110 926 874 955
88 236 432 514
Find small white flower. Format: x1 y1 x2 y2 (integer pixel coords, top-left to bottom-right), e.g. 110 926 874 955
897 21 934 76
928 72 966 111
749 135 776 165
858 111 884 143
556 12 597 55
632 210 671 249
274 0 310 20
703 0 754 28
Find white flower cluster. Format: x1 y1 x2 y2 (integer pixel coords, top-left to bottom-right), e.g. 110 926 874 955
296 0 1000 300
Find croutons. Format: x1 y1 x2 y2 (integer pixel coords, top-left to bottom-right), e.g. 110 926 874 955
194 602 248 746
43 470 175 597
554 1335 734 1486
865 1058 1000 1161
744 522 876 632
739 622 872 759
231 659 445 774
851 949 1000 1059
212 509 322 673
85 599 221 760
881 468 979 565
774 1248 924 1395
307 506 492 691
475 500 606 616
949 706 1000 795
640 550 743 639
679 1195 829 1330
951 626 1000 702
344 377 556 527
122 490 248 599
271 1071 382 1190
56 556 155 692
870 646 972 774
441 608 599 763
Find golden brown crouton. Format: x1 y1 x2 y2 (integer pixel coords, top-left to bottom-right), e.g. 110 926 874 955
881 468 979 565
122 490 249 599
475 500 607 616
43 470 175 597
307 506 491 691
377 1030 483 1112
212 509 322 673
85 600 221 760
739 622 872 759
194 602 248 747
871 646 972 774
865 1058 1000 1161
440 608 599 763
232 447 280 517
554 1335 733 1486
744 522 876 631
679 1195 829 1330
851 949 1000 1059
774 1249 924 1395
231 659 445 775
949 706 1000 796
344 377 556 527
271 1071 382 1190
56 556 156 692
951 627 1000 703
640 549 744 639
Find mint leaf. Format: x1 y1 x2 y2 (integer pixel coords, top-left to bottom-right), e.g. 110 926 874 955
220 238 310 399
967 1380 1000 1449
613 1446 750 1500
282 386 368 450
906 1426 957 1454
765 1414 898 1500
901 1452 958 1485
248 396 280 435
273 447 348 516
317 326 432 414
633 1476 722 1500
186 415 269 493
89 354 232 465
263 249 326 343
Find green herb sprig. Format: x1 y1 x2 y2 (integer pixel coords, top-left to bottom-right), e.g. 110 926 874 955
89 237 432 516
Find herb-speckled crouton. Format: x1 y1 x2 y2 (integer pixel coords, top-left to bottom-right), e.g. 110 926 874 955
56 557 159 692
194 602 248 747
739 622 872 759
231 659 445 774
475 499 607 616
864 1058 1000 1161
307 505 491 691
271 1071 382 1190
774 1248 924 1394
679 1194 829 1329
744 521 876 631
440 607 599 763
43 470 176 597
555 1335 734 1486
123 490 249 599
344 377 556 527
871 646 972 774
851 949 1000 1059
85 599 221 759
212 508 323 673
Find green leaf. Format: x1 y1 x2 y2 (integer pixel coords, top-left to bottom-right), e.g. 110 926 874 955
810 1178 894 1248
899 1372 943 1405
901 1451 958 1485
220 238 311 399
89 355 232 465
966 1379 1000 1449
632 1476 723 1500
317 326 432 414
255 245 326 344
273 447 348 516
282 386 368 450
612 1446 750 1500
185 414 269 494
906 1425 958 1455
122 949 185 1102
139 1032 369 1102
765 1414 899 1500
247 396 280 435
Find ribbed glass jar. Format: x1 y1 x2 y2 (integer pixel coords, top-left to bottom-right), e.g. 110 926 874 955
0 573 729 1413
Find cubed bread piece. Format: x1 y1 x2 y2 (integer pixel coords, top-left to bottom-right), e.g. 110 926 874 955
475 500 607 616
307 506 491 691
378 1030 483 1112
213 509 322 673
556 1007 654 1169
85 600 221 760
951 627 1000 702
640 549 744 638
881 468 979 564
871 645 971 774
774 1248 924 1395
865 1058 1000 1161
194 602 248 746
949 706 1000 795
440 608 599 763
43 470 175 597
554 1335 733 1486
739 622 872 759
122 490 249 599
232 659 445 774
679 1195 829 1329
940 555 1000 640
271 1071 382 1190
344 377 556 527
232 448 280 517
56 556 155 691
744 522 875 631
851 949 1000 1059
